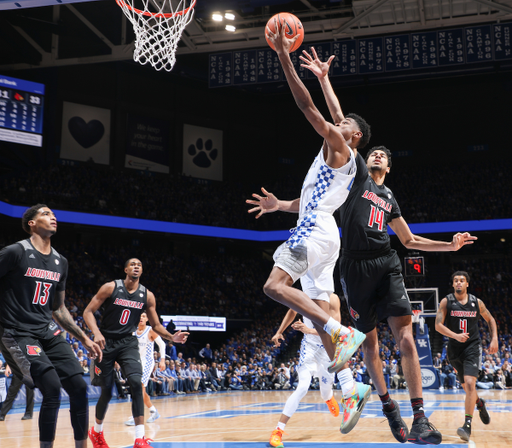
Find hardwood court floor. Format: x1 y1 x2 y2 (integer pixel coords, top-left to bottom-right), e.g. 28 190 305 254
1 389 511 448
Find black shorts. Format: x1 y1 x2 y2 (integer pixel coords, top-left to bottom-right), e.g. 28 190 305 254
0 322 83 388
340 250 412 334
91 335 141 388
448 343 482 383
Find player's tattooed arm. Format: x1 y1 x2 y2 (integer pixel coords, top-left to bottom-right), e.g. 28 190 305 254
478 299 499 354
52 290 86 339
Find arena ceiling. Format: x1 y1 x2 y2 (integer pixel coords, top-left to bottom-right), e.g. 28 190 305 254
0 0 512 71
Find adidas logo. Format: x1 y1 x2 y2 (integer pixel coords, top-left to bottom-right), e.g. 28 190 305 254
29 254 35 259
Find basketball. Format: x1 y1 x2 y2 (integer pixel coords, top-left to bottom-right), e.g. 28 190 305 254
265 12 304 53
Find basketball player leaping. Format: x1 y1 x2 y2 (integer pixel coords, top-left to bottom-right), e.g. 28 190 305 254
125 311 167 426
0 204 102 448
268 294 371 448
84 258 188 448
249 20 370 381
294 49 477 444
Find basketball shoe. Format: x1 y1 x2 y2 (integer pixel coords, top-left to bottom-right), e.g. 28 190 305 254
457 422 471 441
88 428 110 448
269 428 286 448
125 416 135 426
327 327 366 374
340 383 372 434
326 395 340 417
477 398 490 424
408 416 442 445
133 437 153 447
382 400 409 443
147 410 160 423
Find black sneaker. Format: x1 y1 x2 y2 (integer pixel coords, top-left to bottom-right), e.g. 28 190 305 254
408 416 442 445
457 423 471 442
477 398 490 425
0 415 5 422
383 400 409 443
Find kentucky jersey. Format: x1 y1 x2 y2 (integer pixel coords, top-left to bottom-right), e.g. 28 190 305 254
287 146 356 249
339 153 401 252
136 326 156 385
445 293 481 356
100 279 147 339
0 239 68 336
302 316 323 346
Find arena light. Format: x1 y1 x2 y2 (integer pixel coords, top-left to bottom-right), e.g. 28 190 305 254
212 13 223 21
225 24 236 32
224 12 235 20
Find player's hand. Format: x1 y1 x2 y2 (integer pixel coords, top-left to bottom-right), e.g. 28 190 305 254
246 187 279 219
159 359 166 371
271 332 285 348
291 319 308 334
450 232 477 251
300 47 334 79
266 18 299 55
455 332 470 343
92 332 106 350
83 337 103 363
489 338 499 354
172 330 189 344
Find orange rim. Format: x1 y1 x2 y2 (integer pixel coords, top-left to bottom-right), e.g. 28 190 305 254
116 0 196 18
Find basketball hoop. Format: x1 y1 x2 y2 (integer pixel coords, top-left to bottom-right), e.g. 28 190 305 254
116 0 196 71
412 309 422 324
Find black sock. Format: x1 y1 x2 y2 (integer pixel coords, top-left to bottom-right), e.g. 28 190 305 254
379 392 395 412
411 397 425 421
465 414 473 427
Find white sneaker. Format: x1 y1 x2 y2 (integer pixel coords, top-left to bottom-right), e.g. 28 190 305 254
125 416 135 426
147 410 160 423
439 386 444 391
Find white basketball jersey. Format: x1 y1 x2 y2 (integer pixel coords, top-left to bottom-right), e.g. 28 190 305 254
302 316 323 346
136 326 155 367
288 147 356 249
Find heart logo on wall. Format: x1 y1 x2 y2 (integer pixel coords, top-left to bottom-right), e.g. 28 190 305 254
68 117 105 148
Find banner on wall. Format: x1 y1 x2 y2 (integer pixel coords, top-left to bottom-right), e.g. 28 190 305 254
125 114 170 173
183 124 223 181
60 101 110 164
161 315 226 332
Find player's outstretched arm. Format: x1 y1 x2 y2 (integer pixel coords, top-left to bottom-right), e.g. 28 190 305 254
435 298 469 343
246 187 300 219
83 281 116 350
53 290 103 361
146 291 189 344
478 299 498 354
300 48 344 124
272 308 298 347
291 319 318 335
390 217 477 251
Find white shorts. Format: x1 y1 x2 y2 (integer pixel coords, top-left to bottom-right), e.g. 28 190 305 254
141 359 155 387
297 338 333 385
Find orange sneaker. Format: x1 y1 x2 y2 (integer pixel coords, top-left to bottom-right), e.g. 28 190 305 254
326 395 340 417
269 428 285 447
88 428 110 448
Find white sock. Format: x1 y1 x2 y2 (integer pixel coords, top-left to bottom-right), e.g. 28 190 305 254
323 317 349 337
135 424 145 440
94 422 103 433
149 406 157 413
277 422 286 431
337 369 356 398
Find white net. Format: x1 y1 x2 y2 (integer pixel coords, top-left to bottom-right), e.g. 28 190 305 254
116 0 196 72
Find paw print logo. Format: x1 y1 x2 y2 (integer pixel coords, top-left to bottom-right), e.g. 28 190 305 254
188 138 218 168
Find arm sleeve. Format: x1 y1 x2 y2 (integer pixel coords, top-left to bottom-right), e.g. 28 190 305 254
0 244 23 279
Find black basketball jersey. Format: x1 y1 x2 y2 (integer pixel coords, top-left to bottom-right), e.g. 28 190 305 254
339 153 401 252
99 279 147 339
445 293 481 356
0 239 68 336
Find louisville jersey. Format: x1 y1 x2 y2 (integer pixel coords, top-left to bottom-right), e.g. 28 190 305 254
99 279 147 339
445 293 481 356
0 239 68 336
339 152 401 252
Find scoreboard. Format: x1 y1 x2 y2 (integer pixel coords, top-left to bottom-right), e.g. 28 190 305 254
0 75 45 147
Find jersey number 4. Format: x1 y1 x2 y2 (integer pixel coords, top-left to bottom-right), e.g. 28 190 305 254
33 281 52 305
368 205 384 231
459 319 468 333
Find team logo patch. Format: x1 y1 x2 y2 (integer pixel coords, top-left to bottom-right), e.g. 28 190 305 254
350 307 360 321
55 259 59 265
95 366 102 375
53 329 61 336
27 345 42 356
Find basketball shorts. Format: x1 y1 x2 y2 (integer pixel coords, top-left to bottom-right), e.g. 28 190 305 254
0 322 83 389
297 338 333 385
340 249 412 334
141 359 155 387
91 335 142 388
448 343 482 383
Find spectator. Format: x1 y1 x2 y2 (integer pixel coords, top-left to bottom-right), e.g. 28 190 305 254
199 344 213 363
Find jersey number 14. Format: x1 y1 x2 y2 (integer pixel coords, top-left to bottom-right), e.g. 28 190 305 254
368 205 384 231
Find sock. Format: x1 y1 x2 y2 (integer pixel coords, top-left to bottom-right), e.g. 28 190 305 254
379 392 395 412
277 422 286 431
411 398 425 421
476 398 484 408
323 318 349 337
465 414 473 426
149 406 157 413
337 369 355 398
135 424 145 440
94 422 103 433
